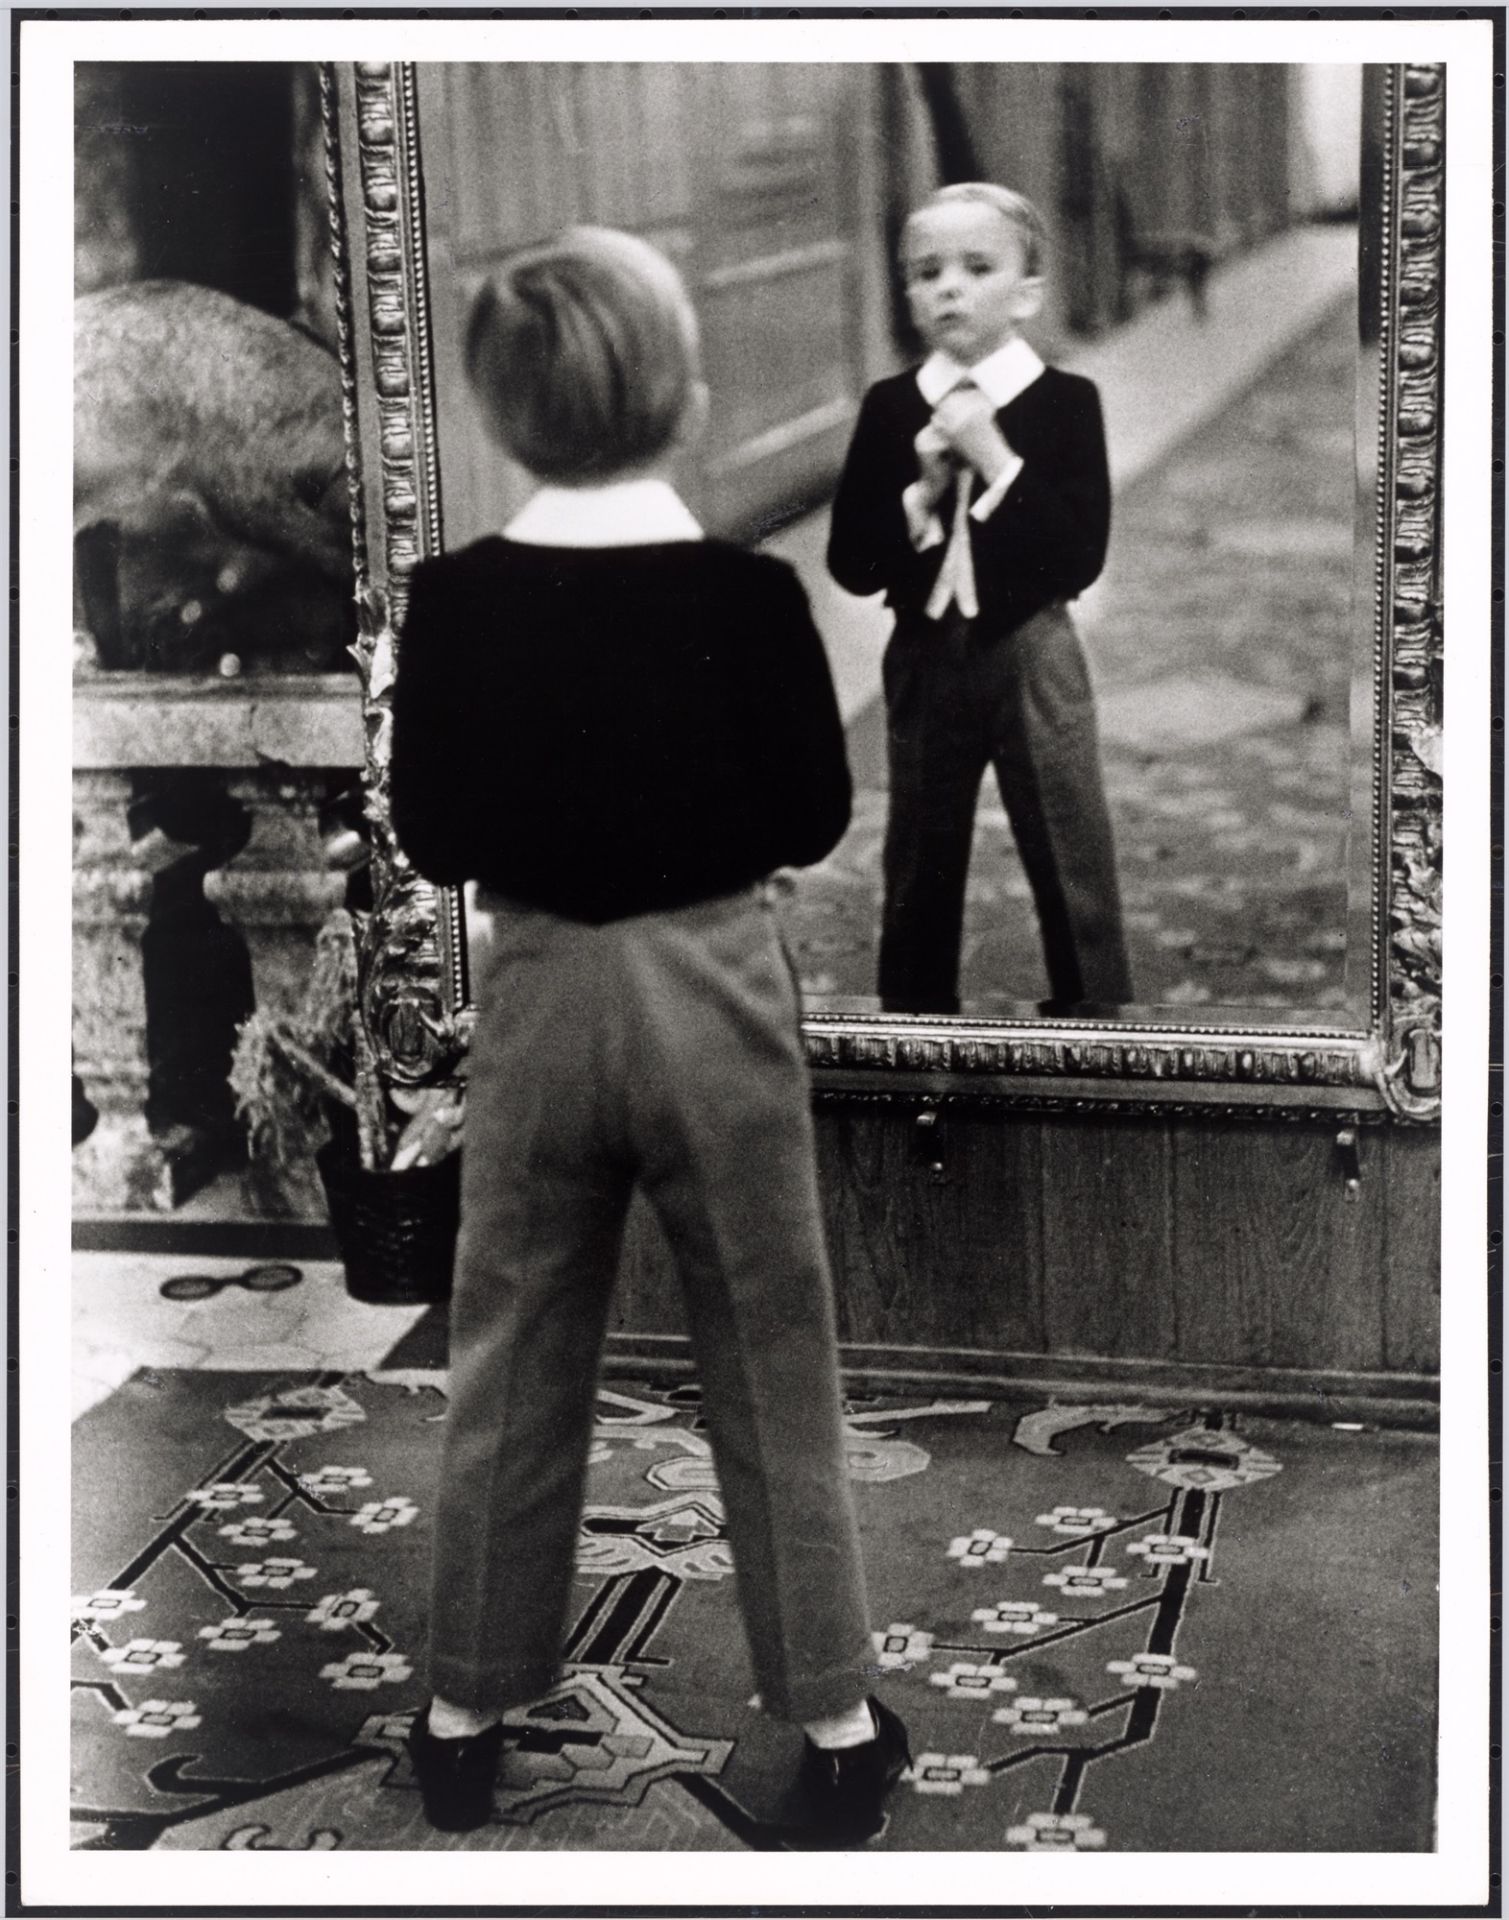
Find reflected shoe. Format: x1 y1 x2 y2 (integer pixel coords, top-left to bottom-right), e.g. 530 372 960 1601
796 1697 912 1846
406 1707 506 1832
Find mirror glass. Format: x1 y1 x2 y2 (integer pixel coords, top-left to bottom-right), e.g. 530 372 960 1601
417 61 1379 1030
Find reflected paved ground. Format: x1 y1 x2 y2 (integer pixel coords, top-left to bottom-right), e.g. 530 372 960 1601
786 296 1358 1020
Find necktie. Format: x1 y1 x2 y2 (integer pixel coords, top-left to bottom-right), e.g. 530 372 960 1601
924 464 979 623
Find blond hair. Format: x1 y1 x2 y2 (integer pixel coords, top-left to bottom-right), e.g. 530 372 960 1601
905 183 1049 280
465 227 700 481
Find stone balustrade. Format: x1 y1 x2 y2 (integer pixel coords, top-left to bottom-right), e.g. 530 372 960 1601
73 673 364 1213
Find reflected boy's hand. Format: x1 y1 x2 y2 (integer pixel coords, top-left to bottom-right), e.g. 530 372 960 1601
932 385 1014 485
912 422 959 508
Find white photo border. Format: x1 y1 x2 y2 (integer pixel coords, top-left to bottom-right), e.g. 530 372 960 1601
20 8 1496 1911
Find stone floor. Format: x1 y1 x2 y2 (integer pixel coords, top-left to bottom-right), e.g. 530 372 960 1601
71 1251 424 1420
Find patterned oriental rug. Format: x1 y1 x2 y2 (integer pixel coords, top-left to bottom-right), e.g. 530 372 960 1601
71 1370 1437 1854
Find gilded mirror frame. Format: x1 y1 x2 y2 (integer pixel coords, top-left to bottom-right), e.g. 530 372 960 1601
325 59 1443 1125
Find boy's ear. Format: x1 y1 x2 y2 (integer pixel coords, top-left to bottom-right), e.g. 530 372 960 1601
676 379 711 451
1010 276 1046 324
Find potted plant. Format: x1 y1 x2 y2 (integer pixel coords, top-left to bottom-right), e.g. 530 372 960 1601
228 908 460 1304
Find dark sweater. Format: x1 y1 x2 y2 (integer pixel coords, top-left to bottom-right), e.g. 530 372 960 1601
389 537 852 924
827 364 1111 633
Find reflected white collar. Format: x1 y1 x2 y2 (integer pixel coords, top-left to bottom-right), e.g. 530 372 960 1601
916 336 1046 411
504 477 703 548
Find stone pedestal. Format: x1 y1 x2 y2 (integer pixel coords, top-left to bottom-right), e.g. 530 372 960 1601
73 675 365 1215
203 772 350 1222
203 775 349 1022
72 771 218 1210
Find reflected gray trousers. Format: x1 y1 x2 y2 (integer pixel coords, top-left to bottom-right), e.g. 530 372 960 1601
880 601 1133 1015
427 886 874 1722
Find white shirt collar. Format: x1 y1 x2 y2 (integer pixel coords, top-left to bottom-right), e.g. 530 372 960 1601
504 476 703 548
916 335 1046 411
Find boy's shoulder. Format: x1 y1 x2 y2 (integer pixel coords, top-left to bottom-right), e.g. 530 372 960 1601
410 534 507 591
700 538 809 601
1025 363 1101 404
413 534 795 596
860 360 1100 408
1033 359 1095 386
861 366 931 412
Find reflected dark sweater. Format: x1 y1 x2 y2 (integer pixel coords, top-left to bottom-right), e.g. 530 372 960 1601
827 365 1111 633
389 537 852 924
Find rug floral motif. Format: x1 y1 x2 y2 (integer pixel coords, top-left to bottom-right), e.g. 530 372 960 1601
71 1370 1437 1852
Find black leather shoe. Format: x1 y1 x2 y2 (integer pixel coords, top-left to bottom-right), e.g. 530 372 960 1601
795 1697 912 1846
406 1708 506 1832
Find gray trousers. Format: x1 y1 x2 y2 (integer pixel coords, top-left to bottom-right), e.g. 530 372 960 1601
880 600 1133 1015
427 886 874 1722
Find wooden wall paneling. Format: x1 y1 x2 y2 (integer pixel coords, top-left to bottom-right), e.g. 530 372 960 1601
1255 70 1280 233
1132 66 1171 239
1212 67 1248 243
1309 1125 1392 1373
699 261 851 451
928 1111 1051 1353
518 66 567 234
1169 1118 1385 1371
613 1192 688 1337
425 63 880 543
423 67 536 551
689 64 864 536
1090 66 1142 334
1190 65 1221 244
816 1106 1048 1353
1052 66 1098 338
1038 1113 1177 1360
573 64 616 226
453 66 526 259
1278 1121 1391 1372
1165 67 1203 238
810 1108 906 1341
606 1099 1437 1401
836 68 901 391
639 64 691 230
1254 68 1287 236
1264 66 1298 234
1380 1125 1443 1373
584 63 643 229
1085 68 1137 338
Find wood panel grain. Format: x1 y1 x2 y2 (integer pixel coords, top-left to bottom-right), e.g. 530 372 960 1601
1169 1118 1384 1370
817 1106 1046 1352
613 1191 687 1337
1309 1124 1392 1371
424 62 875 546
1380 1125 1442 1372
608 1102 1437 1400
698 256 855 454
1039 1113 1177 1359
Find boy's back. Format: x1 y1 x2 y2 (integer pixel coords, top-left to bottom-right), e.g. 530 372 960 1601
391 534 851 922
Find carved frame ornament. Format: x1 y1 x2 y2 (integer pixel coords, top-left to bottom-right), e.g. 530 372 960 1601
325 60 1444 1123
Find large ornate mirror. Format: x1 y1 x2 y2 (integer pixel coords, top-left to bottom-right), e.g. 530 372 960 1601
329 57 1442 1122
